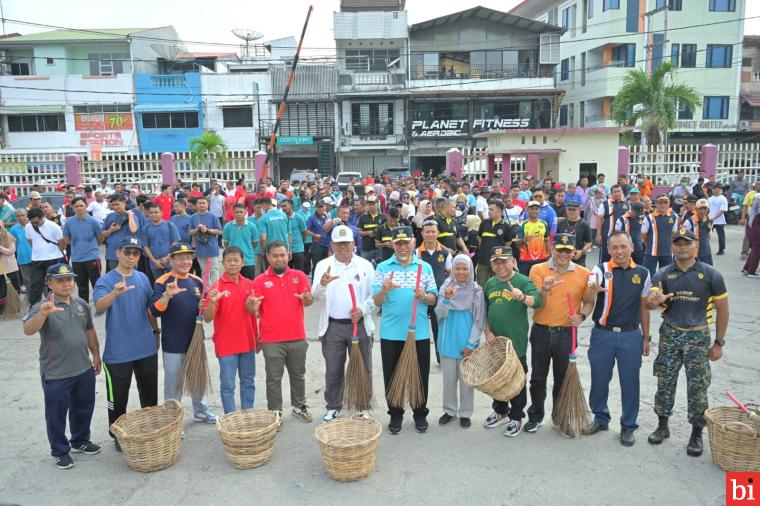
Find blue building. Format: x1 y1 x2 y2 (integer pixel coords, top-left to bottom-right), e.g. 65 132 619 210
134 72 203 153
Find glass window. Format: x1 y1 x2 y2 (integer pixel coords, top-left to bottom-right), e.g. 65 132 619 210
703 96 729 119
709 0 735 12
559 105 568 126
611 44 635 67
706 44 732 68
678 101 693 120
184 112 199 128
562 7 571 28
7 115 22 132
669 0 682 9
560 58 569 80
351 103 394 135
671 43 680 66
603 0 620 11
626 0 640 32
10 62 30 75
681 44 697 68
7 114 65 132
410 53 424 78
588 0 594 18
222 107 253 128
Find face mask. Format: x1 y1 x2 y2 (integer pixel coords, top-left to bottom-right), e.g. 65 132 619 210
272 266 286 275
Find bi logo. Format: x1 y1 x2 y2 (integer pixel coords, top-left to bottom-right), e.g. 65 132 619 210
727 473 759 505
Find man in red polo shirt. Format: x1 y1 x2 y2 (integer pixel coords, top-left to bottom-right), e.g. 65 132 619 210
153 184 175 221
203 246 258 414
251 240 313 423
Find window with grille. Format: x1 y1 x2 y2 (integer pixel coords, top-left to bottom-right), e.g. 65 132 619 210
141 112 199 129
88 53 130 76
351 103 394 135
7 114 66 132
222 107 253 128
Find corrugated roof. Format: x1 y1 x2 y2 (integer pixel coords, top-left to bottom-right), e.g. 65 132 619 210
0 28 156 43
133 103 199 113
411 6 563 34
0 105 67 114
270 64 337 101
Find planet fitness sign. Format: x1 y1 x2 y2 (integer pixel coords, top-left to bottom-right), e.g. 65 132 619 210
411 118 531 137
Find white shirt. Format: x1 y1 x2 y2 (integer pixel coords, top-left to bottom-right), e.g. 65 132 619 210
504 205 523 223
25 219 64 261
475 195 489 219
87 200 111 224
707 195 728 225
311 254 376 338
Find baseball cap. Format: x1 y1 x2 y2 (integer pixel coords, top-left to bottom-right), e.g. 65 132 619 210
565 202 581 209
169 242 195 256
365 186 375 194
322 196 334 205
686 194 698 203
391 226 413 242
302 201 311 209
672 228 697 243
553 233 576 250
331 225 354 243
528 200 541 208
118 236 143 250
30 191 41 199
366 195 378 203
630 201 645 213
95 189 105 195
629 187 641 194
46 263 77 280
490 246 513 261
696 198 709 209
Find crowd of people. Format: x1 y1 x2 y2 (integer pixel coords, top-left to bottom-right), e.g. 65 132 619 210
2 167 752 470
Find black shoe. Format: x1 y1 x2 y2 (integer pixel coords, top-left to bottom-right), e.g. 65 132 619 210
71 441 101 455
687 426 703 457
523 420 543 433
414 416 429 433
582 421 609 435
717 251 725 256
460 417 471 428
54 453 73 469
114 439 122 452
648 416 670 445
388 416 402 435
438 413 456 425
620 428 635 447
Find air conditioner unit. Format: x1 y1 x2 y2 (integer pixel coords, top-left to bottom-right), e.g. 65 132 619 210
739 120 749 131
540 33 561 65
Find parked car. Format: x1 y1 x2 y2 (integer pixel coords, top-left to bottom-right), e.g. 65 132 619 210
336 172 362 191
289 169 319 186
380 167 411 182
11 192 66 211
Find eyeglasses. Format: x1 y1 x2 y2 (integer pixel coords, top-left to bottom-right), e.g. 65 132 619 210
120 249 141 257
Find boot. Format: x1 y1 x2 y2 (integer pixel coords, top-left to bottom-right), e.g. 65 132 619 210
647 416 670 445
687 426 703 457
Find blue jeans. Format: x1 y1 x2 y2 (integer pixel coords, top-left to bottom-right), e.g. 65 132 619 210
588 327 643 429
218 351 255 414
42 368 96 457
644 255 672 276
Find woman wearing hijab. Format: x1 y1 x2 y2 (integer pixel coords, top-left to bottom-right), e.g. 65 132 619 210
434 254 486 428
742 194 760 278
412 200 434 244
0 221 21 306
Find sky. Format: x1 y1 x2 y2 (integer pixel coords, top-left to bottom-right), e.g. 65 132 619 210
1 0 758 57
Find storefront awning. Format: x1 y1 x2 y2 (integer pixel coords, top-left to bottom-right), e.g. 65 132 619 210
132 103 198 113
0 105 67 115
743 96 760 107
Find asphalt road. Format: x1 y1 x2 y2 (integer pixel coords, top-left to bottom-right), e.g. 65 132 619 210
1 226 757 505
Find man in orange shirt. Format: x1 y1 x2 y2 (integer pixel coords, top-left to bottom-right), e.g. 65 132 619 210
524 233 594 433
636 174 654 198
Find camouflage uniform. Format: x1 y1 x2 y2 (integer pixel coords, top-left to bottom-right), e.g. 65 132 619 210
653 320 711 427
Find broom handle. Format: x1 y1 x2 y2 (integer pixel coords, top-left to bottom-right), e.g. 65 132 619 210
196 258 213 317
566 293 577 356
727 391 753 416
348 283 358 341
409 263 423 328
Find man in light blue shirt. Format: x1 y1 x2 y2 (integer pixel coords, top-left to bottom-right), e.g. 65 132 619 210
282 199 307 273
189 196 222 284
62 197 102 302
258 197 291 268
222 203 258 279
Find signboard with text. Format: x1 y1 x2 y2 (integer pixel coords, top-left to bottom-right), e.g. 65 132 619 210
79 132 123 147
75 113 133 131
411 118 531 138
278 136 314 145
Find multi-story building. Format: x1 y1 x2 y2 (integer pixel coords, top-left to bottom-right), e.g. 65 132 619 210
511 0 747 143
739 35 760 132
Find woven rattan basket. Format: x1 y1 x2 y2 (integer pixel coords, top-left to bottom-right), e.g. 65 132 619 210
314 418 382 481
110 399 184 473
461 336 526 402
705 404 760 472
217 409 281 469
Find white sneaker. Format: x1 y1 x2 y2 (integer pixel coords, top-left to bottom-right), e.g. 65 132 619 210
503 419 523 437
483 411 509 428
322 409 341 423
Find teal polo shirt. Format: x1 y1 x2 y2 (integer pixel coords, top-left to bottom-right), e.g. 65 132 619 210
288 212 306 253
223 219 259 266
372 254 437 341
259 208 291 249
248 215 263 255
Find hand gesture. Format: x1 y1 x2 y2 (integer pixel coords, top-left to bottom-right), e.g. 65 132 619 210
39 292 64 316
320 265 340 287
294 291 313 305
381 271 400 294
165 278 187 298
541 276 565 292
415 287 428 301
350 307 362 323
208 288 227 304
585 272 609 299
647 283 674 306
506 281 524 302
247 293 264 312
109 223 121 233
444 283 458 300
113 273 134 295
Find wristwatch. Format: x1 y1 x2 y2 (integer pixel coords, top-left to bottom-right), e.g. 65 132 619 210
714 338 725 347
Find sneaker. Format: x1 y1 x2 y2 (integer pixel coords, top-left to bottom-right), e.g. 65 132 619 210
717 251 725 256
71 441 101 455
438 413 456 425
742 269 748 274
747 272 760 278
54 454 73 469
503 419 523 437
354 410 373 420
460 417 471 429
414 416 429 434
483 411 509 429
523 420 543 433
292 405 313 423
388 415 402 435
193 409 218 424
114 439 122 452
582 421 609 436
322 409 341 423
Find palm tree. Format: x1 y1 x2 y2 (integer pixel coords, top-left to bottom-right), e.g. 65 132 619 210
189 130 228 187
612 61 700 146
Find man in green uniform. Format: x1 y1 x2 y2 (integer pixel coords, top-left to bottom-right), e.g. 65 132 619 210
482 246 542 437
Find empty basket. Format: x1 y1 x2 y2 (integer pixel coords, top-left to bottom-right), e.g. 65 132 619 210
314 418 382 481
217 409 281 469
461 336 526 402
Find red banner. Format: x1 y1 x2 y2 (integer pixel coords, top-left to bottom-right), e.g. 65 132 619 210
75 113 133 131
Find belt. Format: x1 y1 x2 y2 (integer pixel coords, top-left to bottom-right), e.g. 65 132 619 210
329 317 361 325
595 323 639 333
662 321 709 332
533 323 572 333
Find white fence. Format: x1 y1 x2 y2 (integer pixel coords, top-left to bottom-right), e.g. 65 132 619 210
461 147 526 182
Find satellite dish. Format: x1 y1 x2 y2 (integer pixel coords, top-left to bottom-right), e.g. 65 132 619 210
232 29 264 58
151 44 186 61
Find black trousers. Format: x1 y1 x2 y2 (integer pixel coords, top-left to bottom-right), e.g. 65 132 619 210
290 252 306 273
103 354 158 438
302 243 312 276
493 355 529 420
310 243 327 279
713 224 726 253
72 259 101 303
191 257 203 277
28 258 62 306
380 338 430 419
527 325 573 423
427 306 440 364
240 265 256 280
0 270 21 303
517 259 544 276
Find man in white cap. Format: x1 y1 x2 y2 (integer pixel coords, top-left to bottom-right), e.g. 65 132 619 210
312 225 375 422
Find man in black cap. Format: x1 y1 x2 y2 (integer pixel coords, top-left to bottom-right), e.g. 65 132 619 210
93 236 158 451
23 263 101 469
150 243 217 423
476 199 514 287
679 194 699 232
557 202 592 266
645 229 729 457
615 201 647 265
357 195 382 263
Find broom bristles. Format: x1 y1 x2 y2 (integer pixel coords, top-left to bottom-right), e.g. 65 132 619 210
552 362 591 438
177 320 212 399
386 330 426 409
0 279 24 320
343 342 373 413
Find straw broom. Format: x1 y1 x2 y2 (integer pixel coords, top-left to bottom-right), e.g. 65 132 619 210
342 283 372 413
386 263 425 409
176 259 213 399
552 293 591 438
727 391 760 433
0 262 23 320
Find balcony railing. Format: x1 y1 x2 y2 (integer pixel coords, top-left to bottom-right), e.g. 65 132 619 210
351 121 394 137
338 72 406 87
410 64 550 81
585 113 612 124
150 74 187 87
259 120 334 140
